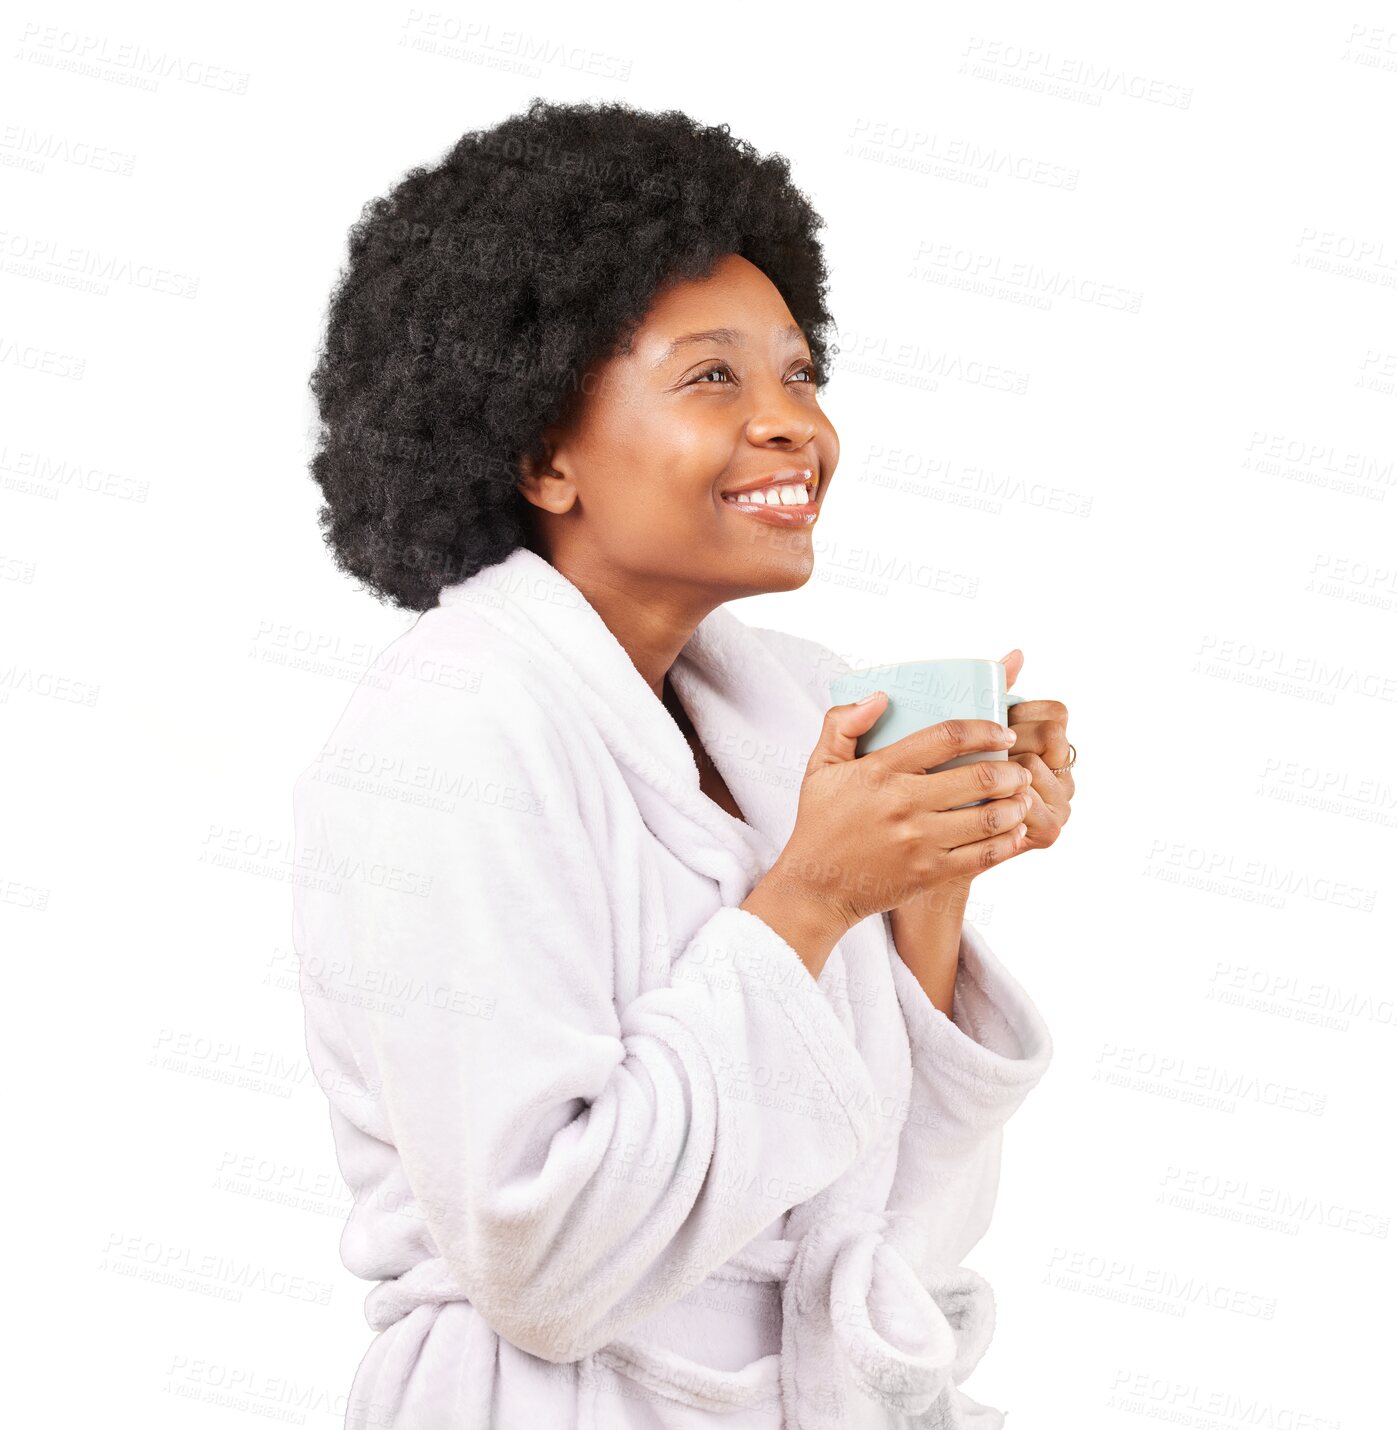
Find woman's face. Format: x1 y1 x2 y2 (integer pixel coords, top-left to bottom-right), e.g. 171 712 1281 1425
518 252 839 605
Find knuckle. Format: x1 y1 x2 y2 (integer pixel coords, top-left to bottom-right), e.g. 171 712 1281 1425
974 759 1000 789
940 718 969 747
890 780 918 821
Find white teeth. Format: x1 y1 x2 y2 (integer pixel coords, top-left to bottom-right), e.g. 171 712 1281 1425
725 480 811 506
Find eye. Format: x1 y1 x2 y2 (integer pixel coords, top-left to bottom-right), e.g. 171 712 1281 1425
685 360 818 387
689 362 734 384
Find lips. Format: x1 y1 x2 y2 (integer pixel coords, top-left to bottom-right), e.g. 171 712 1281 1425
719 469 820 527
718 467 818 502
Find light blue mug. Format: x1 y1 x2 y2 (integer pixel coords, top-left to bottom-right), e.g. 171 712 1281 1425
828 658 1028 800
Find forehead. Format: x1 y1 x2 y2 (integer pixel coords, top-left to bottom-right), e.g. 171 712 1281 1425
634 254 805 352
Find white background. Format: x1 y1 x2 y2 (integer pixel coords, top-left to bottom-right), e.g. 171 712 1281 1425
4 1 1394 1424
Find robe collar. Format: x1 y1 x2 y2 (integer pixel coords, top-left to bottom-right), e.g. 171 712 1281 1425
435 546 825 902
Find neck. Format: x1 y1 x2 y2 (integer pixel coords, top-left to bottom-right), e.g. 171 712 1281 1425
543 551 723 703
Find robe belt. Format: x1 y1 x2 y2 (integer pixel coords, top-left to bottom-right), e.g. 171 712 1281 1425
770 1206 995 1428
363 1207 994 1427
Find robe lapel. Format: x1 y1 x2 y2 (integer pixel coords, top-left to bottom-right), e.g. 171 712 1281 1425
436 547 765 903
436 548 905 1120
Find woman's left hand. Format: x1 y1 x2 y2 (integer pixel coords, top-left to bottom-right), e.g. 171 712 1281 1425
1001 648 1073 850
886 650 1072 1013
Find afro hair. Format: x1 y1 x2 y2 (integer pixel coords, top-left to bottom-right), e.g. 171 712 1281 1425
305 97 838 610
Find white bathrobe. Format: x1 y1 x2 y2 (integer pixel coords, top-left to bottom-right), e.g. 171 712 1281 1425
290 544 1053 1430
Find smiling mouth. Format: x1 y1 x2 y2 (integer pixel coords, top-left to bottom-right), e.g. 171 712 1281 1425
720 475 819 524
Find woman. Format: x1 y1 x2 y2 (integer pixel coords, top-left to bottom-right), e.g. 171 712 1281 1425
293 98 1074 1430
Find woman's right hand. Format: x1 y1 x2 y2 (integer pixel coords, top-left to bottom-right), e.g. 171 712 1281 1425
759 692 1034 939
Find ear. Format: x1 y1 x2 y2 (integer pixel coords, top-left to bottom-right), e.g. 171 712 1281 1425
516 439 576 515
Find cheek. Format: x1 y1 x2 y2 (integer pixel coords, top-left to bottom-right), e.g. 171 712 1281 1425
651 426 735 508
601 394 729 472
667 408 733 464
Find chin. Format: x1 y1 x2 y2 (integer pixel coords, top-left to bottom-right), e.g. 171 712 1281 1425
738 541 815 594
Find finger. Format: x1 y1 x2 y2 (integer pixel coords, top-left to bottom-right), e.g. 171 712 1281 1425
1017 750 1066 802
871 717 1014 776
1037 719 1071 769
1005 699 1068 724
1006 717 1070 766
1023 758 1074 806
1018 751 1074 821
807 692 890 771
934 817 1029 880
920 754 1033 812
929 790 1035 853
1001 753 1071 853
1005 719 1038 755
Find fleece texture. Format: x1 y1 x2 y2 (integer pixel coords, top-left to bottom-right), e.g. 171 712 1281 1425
290 544 1053 1429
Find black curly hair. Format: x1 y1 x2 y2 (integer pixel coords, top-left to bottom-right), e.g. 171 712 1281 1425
306 97 839 610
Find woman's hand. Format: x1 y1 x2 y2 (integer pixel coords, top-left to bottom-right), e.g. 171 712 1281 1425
1001 648 1074 853
878 651 1074 1013
885 650 1075 920
761 695 1036 936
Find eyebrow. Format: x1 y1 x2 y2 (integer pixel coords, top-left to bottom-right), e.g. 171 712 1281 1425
654 323 808 365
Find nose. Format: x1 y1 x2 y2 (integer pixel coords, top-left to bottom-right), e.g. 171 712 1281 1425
744 372 818 450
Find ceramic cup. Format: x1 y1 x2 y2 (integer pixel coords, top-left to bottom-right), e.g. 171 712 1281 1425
828 658 1029 806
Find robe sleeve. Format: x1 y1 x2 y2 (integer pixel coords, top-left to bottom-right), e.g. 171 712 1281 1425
290 662 882 1365
741 621 1055 1270
882 914 1053 1272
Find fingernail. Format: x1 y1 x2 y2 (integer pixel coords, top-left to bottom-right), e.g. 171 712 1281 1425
855 691 885 706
